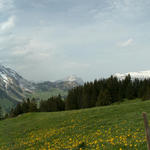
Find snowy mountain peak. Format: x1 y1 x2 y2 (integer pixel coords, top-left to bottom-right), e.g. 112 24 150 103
114 70 150 80
0 65 33 90
0 65 19 80
0 65 84 112
65 75 84 85
66 75 79 82
57 75 84 85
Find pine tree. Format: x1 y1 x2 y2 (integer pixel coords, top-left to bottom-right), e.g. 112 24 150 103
29 98 38 112
13 103 23 116
65 90 79 110
0 105 3 120
142 87 150 101
96 89 111 106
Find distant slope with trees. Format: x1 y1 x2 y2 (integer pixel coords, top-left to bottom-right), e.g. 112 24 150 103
7 75 150 118
65 75 150 110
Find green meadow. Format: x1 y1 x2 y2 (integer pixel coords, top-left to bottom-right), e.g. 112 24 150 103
0 99 149 150
28 88 68 100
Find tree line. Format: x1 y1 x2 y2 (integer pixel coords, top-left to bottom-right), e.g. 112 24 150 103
65 75 150 110
2 75 150 118
6 95 65 118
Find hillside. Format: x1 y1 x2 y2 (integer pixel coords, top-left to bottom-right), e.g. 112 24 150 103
0 99 148 150
0 65 83 112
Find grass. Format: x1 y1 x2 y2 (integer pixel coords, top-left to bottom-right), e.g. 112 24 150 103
0 99 149 149
28 88 68 100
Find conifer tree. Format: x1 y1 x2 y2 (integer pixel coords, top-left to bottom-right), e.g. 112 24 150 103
0 105 3 120
142 87 150 101
96 89 111 106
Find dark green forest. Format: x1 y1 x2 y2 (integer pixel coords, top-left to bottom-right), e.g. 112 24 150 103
5 75 150 118
66 75 150 110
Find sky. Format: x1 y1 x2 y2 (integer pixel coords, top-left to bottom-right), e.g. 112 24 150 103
0 0 150 82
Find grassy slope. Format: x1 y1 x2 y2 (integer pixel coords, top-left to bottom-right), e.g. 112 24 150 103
0 99 149 150
28 88 68 100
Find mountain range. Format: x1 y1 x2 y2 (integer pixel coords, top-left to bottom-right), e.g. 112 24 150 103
0 65 84 112
2 64 150 112
114 70 150 80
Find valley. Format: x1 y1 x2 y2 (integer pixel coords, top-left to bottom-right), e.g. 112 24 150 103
0 65 83 112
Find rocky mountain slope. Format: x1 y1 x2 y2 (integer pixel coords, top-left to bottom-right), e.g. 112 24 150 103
56 75 84 85
0 65 84 112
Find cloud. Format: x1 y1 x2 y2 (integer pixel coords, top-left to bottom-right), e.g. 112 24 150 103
1 0 150 82
63 61 90 70
0 16 15 32
117 38 134 47
12 38 56 62
0 0 15 33
0 0 14 12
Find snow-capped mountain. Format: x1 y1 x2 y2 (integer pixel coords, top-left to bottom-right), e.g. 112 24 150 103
114 70 150 80
0 65 33 91
57 75 84 85
0 65 32 112
0 65 84 112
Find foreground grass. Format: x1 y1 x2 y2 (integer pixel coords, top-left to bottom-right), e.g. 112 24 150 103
0 100 149 150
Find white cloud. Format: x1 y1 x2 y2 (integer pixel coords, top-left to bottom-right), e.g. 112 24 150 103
1 0 149 82
12 38 56 62
0 16 15 32
0 0 14 12
117 38 134 47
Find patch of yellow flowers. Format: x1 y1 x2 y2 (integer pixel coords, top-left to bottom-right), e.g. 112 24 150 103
0 119 147 150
